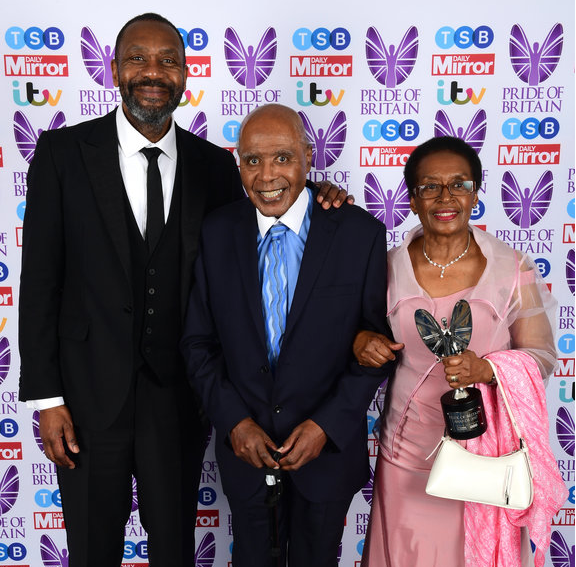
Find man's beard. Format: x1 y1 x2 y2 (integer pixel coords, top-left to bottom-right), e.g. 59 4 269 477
120 78 183 128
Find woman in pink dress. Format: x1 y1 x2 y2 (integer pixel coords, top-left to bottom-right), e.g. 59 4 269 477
355 136 562 567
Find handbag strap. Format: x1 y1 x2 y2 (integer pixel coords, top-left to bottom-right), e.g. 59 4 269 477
485 358 525 446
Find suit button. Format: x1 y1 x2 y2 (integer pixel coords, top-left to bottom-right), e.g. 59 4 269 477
273 405 282 414
148 287 155 295
147 308 155 315
260 365 269 373
145 327 152 335
148 268 156 276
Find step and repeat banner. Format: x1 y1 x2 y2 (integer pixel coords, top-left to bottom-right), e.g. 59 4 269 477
0 0 574 565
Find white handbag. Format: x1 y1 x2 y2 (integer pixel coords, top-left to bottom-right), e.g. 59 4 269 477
425 360 534 510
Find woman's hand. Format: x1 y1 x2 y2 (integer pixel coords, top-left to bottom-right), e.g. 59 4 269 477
442 350 493 389
353 330 404 367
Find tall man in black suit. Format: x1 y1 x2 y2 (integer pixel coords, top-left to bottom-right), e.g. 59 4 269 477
18 13 244 566
181 104 393 567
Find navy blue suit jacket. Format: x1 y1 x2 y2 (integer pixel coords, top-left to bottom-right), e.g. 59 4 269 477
181 194 392 502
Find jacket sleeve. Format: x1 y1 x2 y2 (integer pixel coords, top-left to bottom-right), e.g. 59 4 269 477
18 131 66 401
309 221 394 451
180 234 253 436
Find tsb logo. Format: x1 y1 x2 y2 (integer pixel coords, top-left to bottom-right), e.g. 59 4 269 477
501 117 560 140
435 26 494 49
363 119 419 141
178 27 209 50
5 27 64 50
293 28 351 51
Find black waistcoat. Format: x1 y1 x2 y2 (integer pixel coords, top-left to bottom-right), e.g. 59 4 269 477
124 171 183 385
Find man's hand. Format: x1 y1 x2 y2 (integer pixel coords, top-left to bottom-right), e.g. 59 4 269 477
353 330 405 367
39 405 79 469
229 417 280 469
277 419 327 471
315 181 354 209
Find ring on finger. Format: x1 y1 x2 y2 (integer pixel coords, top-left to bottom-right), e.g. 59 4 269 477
450 375 458 383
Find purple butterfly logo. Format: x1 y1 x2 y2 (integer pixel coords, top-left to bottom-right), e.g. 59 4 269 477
366 26 418 88
0 336 9 387
298 111 347 171
80 27 115 88
550 530 575 567
509 24 563 86
364 174 410 229
32 410 45 453
188 111 208 140
501 170 553 228
337 541 342 563
40 534 69 567
0 465 19 516
131 475 139 512
361 465 374 506
434 109 487 154
195 531 215 567
556 406 574 457
567 249 575 295
224 27 277 88
14 111 66 164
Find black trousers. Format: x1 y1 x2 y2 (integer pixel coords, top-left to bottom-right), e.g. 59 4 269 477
57 367 207 567
227 473 352 567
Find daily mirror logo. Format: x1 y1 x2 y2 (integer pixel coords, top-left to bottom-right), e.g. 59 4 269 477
431 54 495 76
4 55 68 77
290 56 353 77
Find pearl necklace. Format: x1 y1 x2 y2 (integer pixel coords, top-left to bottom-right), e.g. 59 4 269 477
422 232 471 278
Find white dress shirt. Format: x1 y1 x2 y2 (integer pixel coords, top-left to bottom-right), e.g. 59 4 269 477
27 107 178 410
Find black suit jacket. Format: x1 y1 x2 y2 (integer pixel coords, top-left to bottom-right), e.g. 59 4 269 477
18 109 243 429
181 195 392 503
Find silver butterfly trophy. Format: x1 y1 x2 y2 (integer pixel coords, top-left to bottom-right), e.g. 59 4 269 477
414 299 487 440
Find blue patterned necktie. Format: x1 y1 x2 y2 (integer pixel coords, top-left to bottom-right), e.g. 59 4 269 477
261 223 288 370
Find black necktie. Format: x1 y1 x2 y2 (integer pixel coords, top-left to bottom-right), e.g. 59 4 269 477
140 147 165 253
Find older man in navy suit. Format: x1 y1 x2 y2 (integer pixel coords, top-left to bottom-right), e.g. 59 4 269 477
181 103 393 567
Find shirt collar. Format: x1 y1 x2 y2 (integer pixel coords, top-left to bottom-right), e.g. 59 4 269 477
115 106 178 160
256 187 310 238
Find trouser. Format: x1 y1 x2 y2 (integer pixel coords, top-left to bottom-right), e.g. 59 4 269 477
227 473 352 567
57 367 208 567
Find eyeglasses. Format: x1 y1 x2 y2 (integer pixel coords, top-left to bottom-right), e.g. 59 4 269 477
414 180 476 199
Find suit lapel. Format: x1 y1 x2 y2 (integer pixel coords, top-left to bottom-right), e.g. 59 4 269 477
233 204 268 348
177 127 209 314
284 202 337 339
80 111 131 280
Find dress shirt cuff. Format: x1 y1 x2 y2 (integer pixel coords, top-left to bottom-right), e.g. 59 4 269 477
26 397 65 410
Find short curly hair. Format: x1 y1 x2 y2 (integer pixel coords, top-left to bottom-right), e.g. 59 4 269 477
404 136 483 197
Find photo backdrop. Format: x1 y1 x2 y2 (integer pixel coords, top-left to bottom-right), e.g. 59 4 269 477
0 0 574 565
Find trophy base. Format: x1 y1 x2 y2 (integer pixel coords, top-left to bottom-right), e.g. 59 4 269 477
441 386 487 440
